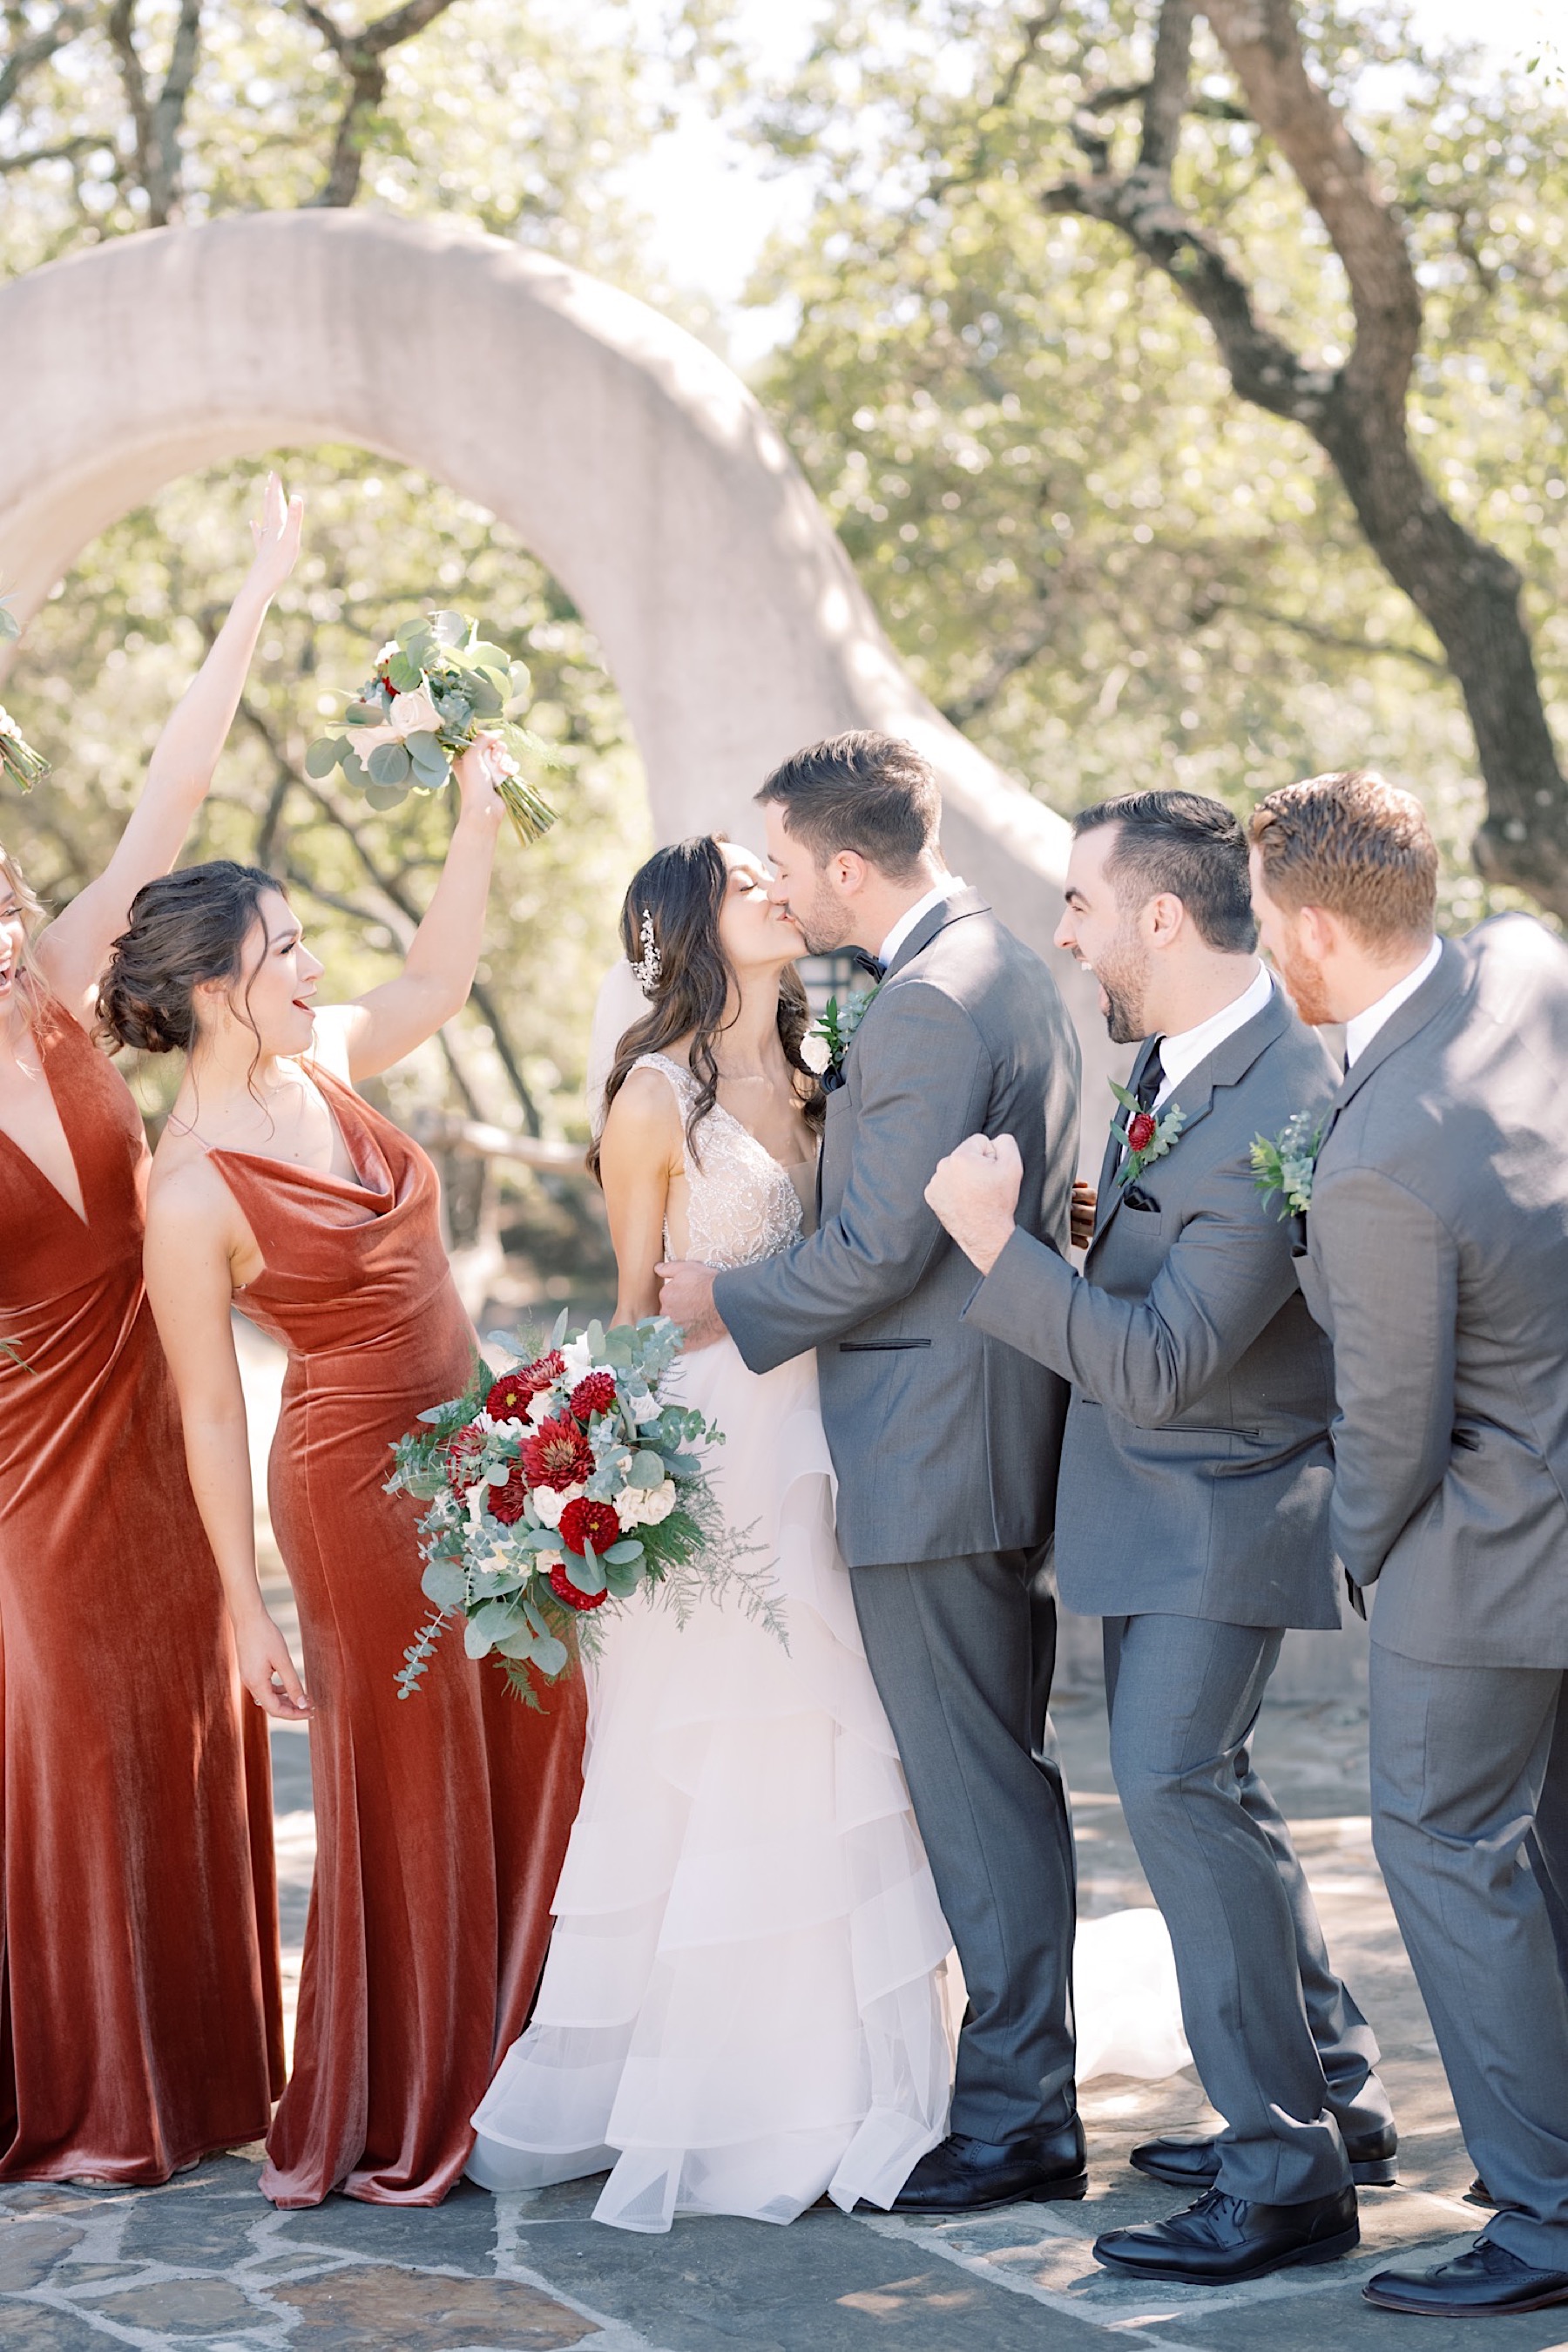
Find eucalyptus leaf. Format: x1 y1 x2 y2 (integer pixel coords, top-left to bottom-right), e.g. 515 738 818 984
421 1558 468 1605
565 1550 607 1597
604 1538 645 1565
463 1618 495 1659
430 609 469 645
364 779 410 810
304 734 345 778
367 740 412 786
532 1632 571 1679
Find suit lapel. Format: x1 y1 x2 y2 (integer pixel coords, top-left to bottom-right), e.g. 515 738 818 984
880 885 990 983
1316 943 1463 1156
1087 988 1290 1260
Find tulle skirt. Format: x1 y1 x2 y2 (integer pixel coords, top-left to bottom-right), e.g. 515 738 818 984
468 1339 955 2231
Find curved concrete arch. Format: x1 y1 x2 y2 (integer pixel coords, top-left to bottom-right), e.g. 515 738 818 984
0 208 1105 1067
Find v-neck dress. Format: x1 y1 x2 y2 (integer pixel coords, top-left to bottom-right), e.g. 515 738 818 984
209 1069 586 2207
0 1001 283 2182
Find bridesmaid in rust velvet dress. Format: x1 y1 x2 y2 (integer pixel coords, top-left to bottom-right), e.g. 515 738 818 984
0 480 302 2181
115 738 586 2207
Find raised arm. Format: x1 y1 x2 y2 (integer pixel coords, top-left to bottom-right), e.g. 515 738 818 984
961 1150 1299 1425
326 735 506 1081
1312 1160 1459 1587
712 983 991 1374
37 474 304 1016
598 1066 683 1325
143 1162 310 1720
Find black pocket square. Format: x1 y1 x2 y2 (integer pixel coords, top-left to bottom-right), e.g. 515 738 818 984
1121 1184 1159 1213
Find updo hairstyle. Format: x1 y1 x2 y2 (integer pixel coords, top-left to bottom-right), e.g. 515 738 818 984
98 860 281 1055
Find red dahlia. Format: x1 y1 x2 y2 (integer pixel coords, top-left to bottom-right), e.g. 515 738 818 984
487 1461 531 1524
442 1423 485 1487
558 1497 621 1558
522 1416 593 1491
1126 1111 1157 1153
568 1372 618 1423
487 1351 564 1422
548 1558 610 1612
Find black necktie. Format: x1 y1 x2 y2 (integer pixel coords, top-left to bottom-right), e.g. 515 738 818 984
1134 1043 1166 1113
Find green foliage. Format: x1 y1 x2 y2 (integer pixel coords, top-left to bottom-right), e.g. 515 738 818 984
746 0 1568 927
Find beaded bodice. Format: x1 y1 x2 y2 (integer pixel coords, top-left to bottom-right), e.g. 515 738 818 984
636 1052 805 1271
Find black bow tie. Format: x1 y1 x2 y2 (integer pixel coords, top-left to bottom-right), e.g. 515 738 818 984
850 948 887 983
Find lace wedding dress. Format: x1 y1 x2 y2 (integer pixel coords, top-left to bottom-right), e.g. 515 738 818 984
468 1053 956 2230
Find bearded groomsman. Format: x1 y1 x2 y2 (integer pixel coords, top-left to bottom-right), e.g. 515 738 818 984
1248 769 1568 2319
926 789 1393 2286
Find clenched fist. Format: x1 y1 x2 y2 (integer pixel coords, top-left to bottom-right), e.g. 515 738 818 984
924 1132 1023 1275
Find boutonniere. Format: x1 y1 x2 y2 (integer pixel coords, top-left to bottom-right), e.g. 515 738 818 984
1250 1112 1325 1218
800 984 879 1092
1109 1079 1186 1189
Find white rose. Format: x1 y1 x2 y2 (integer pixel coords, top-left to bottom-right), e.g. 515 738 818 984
389 686 442 739
627 1389 660 1425
799 1031 833 1075
612 1486 643 1527
561 1336 596 1383
532 1486 565 1529
535 1548 565 1577
639 1478 678 1526
526 1390 555 1424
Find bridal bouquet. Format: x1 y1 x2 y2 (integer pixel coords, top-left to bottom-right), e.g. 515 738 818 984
389 1312 776 1706
306 609 557 846
0 599 50 792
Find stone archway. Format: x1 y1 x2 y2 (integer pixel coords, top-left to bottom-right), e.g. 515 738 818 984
0 208 1105 1063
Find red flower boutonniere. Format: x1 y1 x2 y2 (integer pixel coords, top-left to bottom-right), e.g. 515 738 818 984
1109 1078 1187 1190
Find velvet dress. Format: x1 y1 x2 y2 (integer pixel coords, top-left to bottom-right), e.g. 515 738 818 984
207 1069 587 2207
0 1002 283 2181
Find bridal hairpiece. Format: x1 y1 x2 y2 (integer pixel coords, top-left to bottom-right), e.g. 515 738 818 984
631 908 662 994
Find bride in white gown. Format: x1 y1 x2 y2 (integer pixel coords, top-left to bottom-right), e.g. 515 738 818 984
469 835 956 2231
468 835 1190 2234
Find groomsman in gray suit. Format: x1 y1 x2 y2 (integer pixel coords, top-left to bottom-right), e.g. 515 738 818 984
1250 769 1568 2319
659 732 1084 2214
926 789 1391 2284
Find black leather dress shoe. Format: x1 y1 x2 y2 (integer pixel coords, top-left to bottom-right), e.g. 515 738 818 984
889 2121 1087 2214
1093 2186 1359 2284
1364 2239 1568 2315
1131 2121 1398 2190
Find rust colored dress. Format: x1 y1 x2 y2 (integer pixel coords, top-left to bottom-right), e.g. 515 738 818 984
208 1070 587 2207
0 1003 283 2182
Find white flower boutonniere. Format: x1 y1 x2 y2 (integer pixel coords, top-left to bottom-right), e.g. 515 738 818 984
803 984 879 1092
1109 1078 1186 1189
1250 1112 1325 1217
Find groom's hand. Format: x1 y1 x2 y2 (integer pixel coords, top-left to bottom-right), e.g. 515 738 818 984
656 1260 727 1351
925 1132 1023 1274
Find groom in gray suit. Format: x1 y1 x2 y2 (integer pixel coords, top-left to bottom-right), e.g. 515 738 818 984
1250 769 1568 2319
658 730 1084 2213
926 790 1390 2285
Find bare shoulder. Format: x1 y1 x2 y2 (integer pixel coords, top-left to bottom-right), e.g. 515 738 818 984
145 1135 237 1245
603 1061 685 1154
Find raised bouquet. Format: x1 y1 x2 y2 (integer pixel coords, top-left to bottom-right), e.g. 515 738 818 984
389 1313 777 1705
307 609 557 847
0 598 50 793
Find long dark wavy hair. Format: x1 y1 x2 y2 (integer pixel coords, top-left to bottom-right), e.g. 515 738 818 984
588 835 823 1184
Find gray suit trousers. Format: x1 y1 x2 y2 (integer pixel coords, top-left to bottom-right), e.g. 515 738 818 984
849 1549 1077 2142
1104 1615 1381 2204
1369 1641 1568 2266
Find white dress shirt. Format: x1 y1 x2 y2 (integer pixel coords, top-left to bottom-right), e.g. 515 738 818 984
878 875 967 970
1343 936 1442 1069
1151 962 1274 1109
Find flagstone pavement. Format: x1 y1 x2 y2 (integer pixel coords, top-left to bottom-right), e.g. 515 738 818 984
4 1330 1553 2350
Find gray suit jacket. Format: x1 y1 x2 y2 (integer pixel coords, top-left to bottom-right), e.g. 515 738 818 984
965 985 1341 1629
713 889 1080 1568
1301 915 1568 1668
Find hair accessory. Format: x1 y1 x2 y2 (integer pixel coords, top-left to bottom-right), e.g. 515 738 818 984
631 908 661 994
